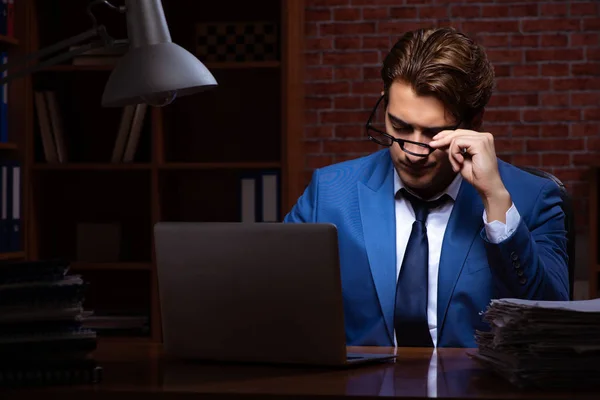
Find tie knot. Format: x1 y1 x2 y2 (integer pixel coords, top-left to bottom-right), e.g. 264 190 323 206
399 189 448 222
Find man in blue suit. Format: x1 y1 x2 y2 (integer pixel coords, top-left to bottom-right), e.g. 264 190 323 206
284 27 569 348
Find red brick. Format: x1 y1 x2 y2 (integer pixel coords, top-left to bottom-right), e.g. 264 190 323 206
378 21 437 34
513 125 539 137
572 63 600 76
539 3 568 16
334 96 362 110
588 49 600 61
572 123 600 136
335 125 363 138
306 126 334 139
306 82 350 96
362 36 392 49
450 5 480 18
476 34 510 48
551 168 587 183
584 109 600 121
525 49 584 62
511 65 539 76
320 22 376 36
540 93 570 107
306 9 332 21
483 109 521 122
320 111 370 124
322 51 379 65
486 49 523 64
306 67 334 81
389 7 418 19
363 8 389 20
496 78 550 92
542 153 570 166
334 37 361 50
462 20 520 34
523 109 580 122
540 34 568 47
526 139 584 152
306 0 349 6
305 111 318 125
521 19 581 32
571 2 599 16
570 33 600 47
480 5 510 18
306 97 333 109
352 81 382 94
541 64 569 76
584 18 600 31
540 125 570 138
306 155 334 169
306 23 318 37
419 6 449 19
333 8 362 21
487 94 511 107
511 154 540 167
306 37 334 51
363 66 381 80
572 93 600 107
495 139 524 153
334 66 362 80
322 140 378 153
304 140 323 154
509 4 538 17
511 34 539 47
588 138 600 151
483 123 511 137
511 94 539 107
553 78 600 91
493 65 511 77
305 53 321 66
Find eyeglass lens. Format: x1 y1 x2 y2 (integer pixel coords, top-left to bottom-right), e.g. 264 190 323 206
369 98 431 156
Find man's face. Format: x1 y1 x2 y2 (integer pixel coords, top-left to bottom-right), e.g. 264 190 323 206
386 80 459 198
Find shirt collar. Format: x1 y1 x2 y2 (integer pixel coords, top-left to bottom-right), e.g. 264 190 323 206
394 168 462 202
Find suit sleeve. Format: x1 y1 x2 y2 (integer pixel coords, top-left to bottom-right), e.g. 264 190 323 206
283 169 319 223
481 179 569 300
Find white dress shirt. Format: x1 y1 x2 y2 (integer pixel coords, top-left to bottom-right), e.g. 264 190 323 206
393 170 520 347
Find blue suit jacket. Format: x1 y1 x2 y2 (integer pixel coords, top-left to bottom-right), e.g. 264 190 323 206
284 149 569 348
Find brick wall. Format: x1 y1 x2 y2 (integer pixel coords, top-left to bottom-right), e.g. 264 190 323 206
303 0 600 233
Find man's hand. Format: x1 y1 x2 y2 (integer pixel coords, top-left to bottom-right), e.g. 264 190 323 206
429 129 512 223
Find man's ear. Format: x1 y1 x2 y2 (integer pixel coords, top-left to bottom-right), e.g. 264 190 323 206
470 109 484 131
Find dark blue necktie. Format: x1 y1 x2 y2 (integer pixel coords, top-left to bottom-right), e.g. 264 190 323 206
395 189 448 347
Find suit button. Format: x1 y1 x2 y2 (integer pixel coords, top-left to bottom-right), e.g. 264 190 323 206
517 269 524 277
519 276 527 285
513 261 521 269
510 252 518 261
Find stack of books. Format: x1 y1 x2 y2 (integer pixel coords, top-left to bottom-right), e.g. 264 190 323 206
0 259 102 387
471 298 600 389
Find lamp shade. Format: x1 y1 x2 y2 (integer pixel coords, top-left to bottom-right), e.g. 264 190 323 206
102 0 217 107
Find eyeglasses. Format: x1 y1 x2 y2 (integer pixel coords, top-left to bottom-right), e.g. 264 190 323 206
365 95 460 158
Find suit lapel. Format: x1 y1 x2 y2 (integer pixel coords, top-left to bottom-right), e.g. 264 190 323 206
357 151 396 344
437 180 484 340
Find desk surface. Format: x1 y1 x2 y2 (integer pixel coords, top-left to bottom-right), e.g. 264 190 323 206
1 341 597 399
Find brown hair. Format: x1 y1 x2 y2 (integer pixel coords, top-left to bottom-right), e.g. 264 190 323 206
381 27 495 125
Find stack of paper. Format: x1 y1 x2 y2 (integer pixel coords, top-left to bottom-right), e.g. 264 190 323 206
0 260 102 386
471 298 600 388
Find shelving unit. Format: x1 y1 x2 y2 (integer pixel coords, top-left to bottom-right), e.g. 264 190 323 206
18 0 305 342
588 167 599 299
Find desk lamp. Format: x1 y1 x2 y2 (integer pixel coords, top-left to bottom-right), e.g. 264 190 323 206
0 0 218 107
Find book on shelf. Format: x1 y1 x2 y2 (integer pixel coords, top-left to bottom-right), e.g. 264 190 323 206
0 0 14 38
0 51 7 144
0 159 20 252
33 90 67 163
111 103 147 163
0 259 102 387
239 170 280 222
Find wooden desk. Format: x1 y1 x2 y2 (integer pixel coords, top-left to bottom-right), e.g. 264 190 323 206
1 341 597 399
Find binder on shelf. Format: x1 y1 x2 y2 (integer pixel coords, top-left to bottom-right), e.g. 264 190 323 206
238 169 281 223
7 160 19 252
0 162 7 252
0 51 7 143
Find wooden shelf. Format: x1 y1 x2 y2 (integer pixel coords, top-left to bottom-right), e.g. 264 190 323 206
159 162 281 170
0 142 18 150
70 262 152 271
0 251 25 261
39 61 280 73
39 64 114 72
32 163 152 171
0 34 18 46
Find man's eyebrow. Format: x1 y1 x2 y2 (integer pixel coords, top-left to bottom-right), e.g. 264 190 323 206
387 112 457 131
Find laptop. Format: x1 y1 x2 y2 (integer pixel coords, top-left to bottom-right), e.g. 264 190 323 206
153 222 396 367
